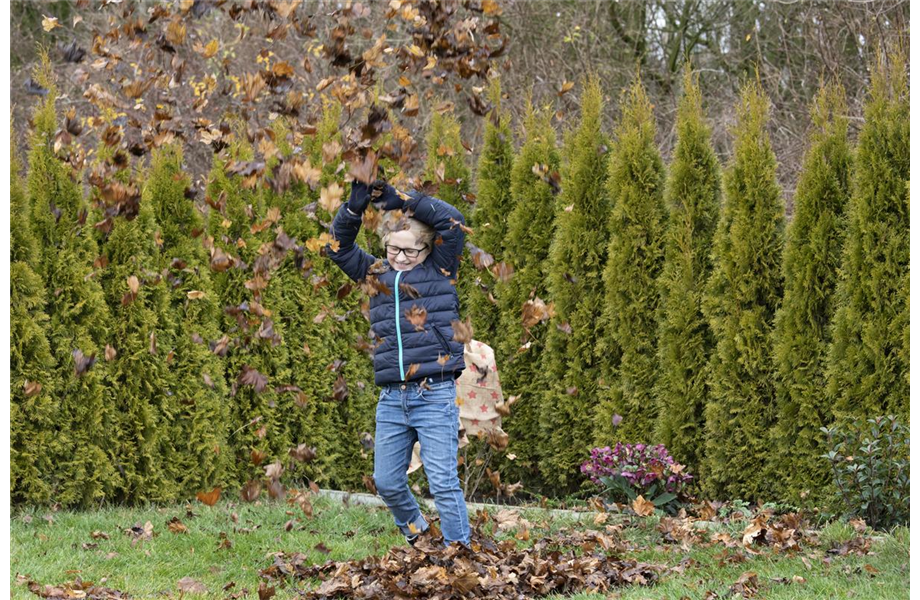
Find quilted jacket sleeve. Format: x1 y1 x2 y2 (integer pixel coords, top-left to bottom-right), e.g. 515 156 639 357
325 203 379 283
404 192 466 280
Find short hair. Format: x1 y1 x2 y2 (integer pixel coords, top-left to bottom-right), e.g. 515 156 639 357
379 214 435 249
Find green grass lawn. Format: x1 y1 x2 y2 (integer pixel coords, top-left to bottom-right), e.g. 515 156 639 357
11 493 908 599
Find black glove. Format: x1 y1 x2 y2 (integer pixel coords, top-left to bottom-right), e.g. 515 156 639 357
370 179 409 211
347 180 372 214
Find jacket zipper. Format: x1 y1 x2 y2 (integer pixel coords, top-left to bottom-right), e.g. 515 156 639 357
433 326 451 355
394 270 405 380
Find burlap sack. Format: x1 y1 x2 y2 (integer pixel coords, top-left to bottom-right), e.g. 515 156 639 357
407 339 504 474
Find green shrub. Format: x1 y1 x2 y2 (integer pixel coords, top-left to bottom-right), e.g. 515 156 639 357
822 415 909 530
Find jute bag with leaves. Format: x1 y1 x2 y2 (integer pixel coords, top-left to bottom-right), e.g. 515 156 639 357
407 340 504 474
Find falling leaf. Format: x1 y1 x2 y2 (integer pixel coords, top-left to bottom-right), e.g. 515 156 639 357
238 365 268 393
450 317 473 343
42 15 61 32
167 517 188 534
349 150 378 184
241 479 262 502
196 487 221 506
319 182 344 214
264 461 284 480
405 305 428 331
126 521 155 546
72 349 96 376
23 381 43 397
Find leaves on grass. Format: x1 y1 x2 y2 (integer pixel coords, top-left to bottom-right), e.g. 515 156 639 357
25 578 128 599
261 513 663 598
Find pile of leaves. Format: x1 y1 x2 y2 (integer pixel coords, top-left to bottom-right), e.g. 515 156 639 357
260 510 663 598
20 577 128 600
656 505 822 554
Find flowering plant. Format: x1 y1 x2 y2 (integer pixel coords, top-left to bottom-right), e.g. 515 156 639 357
581 443 692 513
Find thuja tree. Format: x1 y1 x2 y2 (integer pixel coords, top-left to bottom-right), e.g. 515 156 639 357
897 180 913 388
467 79 514 343
266 109 375 490
654 67 721 474
99 191 180 503
313 100 378 489
826 50 909 419
596 79 667 445
769 82 851 505
467 77 514 347
701 79 785 501
494 100 560 490
206 136 294 485
11 136 60 505
26 55 117 507
308 99 380 489
424 107 474 321
538 76 612 495
145 144 231 497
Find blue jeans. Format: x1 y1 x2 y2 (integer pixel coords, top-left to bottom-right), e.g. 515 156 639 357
373 379 471 548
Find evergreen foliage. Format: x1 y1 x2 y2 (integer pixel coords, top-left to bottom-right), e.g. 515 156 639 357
654 67 721 474
25 55 117 507
701 79 785 501
145 145 232 497
495 99 560 491
596 78 667 445
11 136 60 505
467 77 514 347
826 49 909 419
424 107 474 321
769 82 851 504
538 75 612 495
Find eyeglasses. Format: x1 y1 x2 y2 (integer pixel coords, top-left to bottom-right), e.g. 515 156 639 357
385 244 428 259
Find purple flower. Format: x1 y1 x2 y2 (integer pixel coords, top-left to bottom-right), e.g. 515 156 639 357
582 442 692 502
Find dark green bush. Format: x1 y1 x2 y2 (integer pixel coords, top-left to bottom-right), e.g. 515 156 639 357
822 415 909 530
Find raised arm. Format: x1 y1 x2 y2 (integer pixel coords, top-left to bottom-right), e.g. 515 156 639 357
406 192 466 280
325 183 379 283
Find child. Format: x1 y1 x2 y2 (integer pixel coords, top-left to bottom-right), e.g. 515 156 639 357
325 178 471 549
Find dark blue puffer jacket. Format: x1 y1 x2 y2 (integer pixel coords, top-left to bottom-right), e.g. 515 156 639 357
325 187 467 386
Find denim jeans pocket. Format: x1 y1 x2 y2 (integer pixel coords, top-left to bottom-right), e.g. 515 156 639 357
417 380 455 402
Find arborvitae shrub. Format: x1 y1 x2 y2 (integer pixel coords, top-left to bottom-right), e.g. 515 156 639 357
538 75 612 496
467 77 514 347
826 49 909 420
654 67 721 476
769 82 851 505
495 100 560 492
145 144 231 497
25 55 117 507
424 107 475 321
11 137 60 505
206 143 294 486
701 79 785 501
100 197 179 503
597 79 667 445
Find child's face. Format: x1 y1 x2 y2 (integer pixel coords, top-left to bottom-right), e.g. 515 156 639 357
385 230 430 271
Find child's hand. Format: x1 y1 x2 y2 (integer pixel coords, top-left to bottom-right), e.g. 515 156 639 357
347 180 372 214
370 179 409 211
